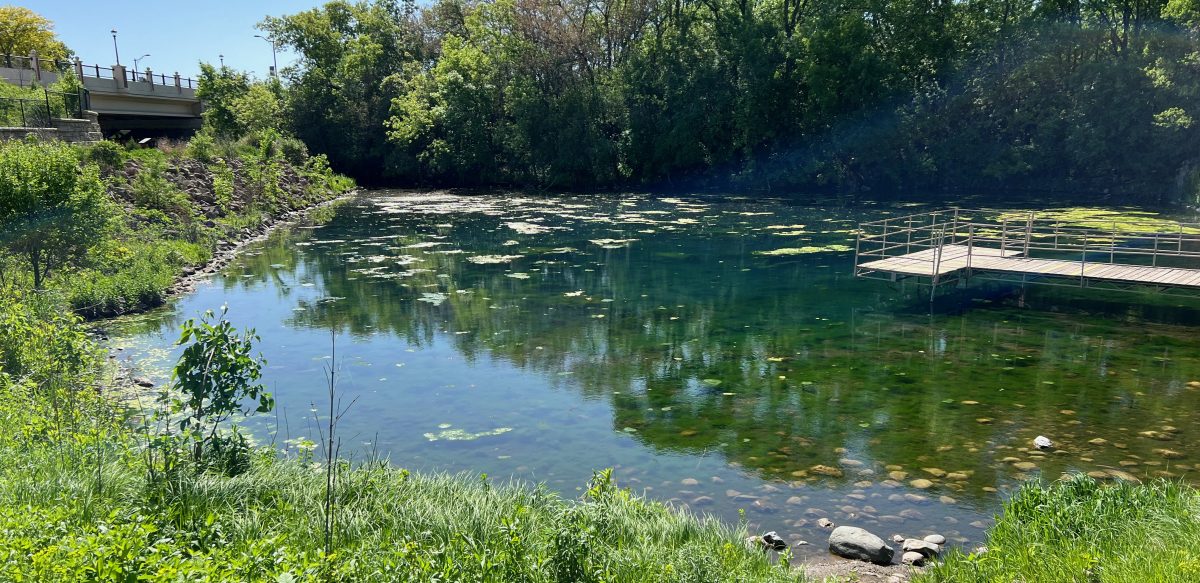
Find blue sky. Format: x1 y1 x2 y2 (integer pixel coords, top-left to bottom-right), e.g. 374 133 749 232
25 1 324 80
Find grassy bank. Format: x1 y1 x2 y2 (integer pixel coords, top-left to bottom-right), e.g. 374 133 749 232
0 134 353 319
0 289 802 582
917 475 1200 582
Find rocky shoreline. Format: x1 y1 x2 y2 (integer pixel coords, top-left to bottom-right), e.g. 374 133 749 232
167 192 357 297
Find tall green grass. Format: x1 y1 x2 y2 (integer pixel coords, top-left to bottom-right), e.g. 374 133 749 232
919 475 1200 582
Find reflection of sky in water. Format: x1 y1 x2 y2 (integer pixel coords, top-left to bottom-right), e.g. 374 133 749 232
106 192 1200 558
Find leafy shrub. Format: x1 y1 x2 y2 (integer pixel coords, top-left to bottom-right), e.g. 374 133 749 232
211 158 235 214
66 236 206 318
0 140 112 288
83 140 123 170
278 135 309 166
186 131 217 163
0 286 98 394
157 307 272 476
129 157 194 223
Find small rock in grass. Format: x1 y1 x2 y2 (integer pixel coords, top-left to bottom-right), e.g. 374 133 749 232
902 551 926 566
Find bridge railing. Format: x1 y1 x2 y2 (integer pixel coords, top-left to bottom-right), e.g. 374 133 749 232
855 208 1200 278
0 88 85 128
2 53 197 90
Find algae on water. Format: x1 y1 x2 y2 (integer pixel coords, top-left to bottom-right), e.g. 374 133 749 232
755 244 853 256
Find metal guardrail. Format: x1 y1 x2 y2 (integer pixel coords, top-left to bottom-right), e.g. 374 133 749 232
2 53 197 90
854 208 1200 281
0 89 86 128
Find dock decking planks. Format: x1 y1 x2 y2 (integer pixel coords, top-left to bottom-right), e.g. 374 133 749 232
857 244 1200 288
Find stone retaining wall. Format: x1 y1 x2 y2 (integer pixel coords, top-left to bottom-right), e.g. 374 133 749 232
0 111 102 144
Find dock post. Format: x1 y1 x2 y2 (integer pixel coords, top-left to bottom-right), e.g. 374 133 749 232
1001 218 1008 255
1110 221 1116 264
1024 212 1033 256
852 226 862 276
905 217 913 254
1081 233 1087 286
930 227 945 303
966 224 975 277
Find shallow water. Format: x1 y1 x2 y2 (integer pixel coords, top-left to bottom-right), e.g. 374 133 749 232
107 191 1200 557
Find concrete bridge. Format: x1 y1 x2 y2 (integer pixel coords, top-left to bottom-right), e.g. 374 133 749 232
1 52 202 138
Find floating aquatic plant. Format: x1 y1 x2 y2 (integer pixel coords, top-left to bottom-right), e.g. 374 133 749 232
755 245 853 256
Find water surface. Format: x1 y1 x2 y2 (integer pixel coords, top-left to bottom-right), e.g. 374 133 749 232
109 192 1200 557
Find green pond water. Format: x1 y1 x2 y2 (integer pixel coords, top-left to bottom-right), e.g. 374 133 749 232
107 191 1200 558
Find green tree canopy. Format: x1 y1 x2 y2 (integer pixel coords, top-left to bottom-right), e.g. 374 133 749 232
0 6 71 61
0 141 110 288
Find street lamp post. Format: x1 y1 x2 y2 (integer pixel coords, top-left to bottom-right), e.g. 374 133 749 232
133 53 150 79
254 34 278 76
111 29 120 65
219 54 224 67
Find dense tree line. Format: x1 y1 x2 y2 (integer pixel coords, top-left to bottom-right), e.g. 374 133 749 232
247 0 1200 201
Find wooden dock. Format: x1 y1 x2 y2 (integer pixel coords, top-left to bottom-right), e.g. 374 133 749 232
853 209 1200 294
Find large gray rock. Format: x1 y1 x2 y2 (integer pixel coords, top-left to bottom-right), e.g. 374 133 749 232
828 526 895 564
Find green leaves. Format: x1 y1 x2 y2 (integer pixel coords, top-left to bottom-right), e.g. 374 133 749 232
0 140 112 288
163 306 271 473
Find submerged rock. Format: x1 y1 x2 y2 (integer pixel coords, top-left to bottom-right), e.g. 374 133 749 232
828 526 895 564
818 517 835 528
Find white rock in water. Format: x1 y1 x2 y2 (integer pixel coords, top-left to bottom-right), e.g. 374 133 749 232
1034 435 1053 450
923 534 947 545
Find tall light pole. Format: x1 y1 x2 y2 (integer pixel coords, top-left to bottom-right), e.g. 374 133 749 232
111 29 120 65
254 34 278 77
219 54 224 67
134 53 150 76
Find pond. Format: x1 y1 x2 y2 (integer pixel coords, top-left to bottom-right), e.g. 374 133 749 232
107 191 1200 558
